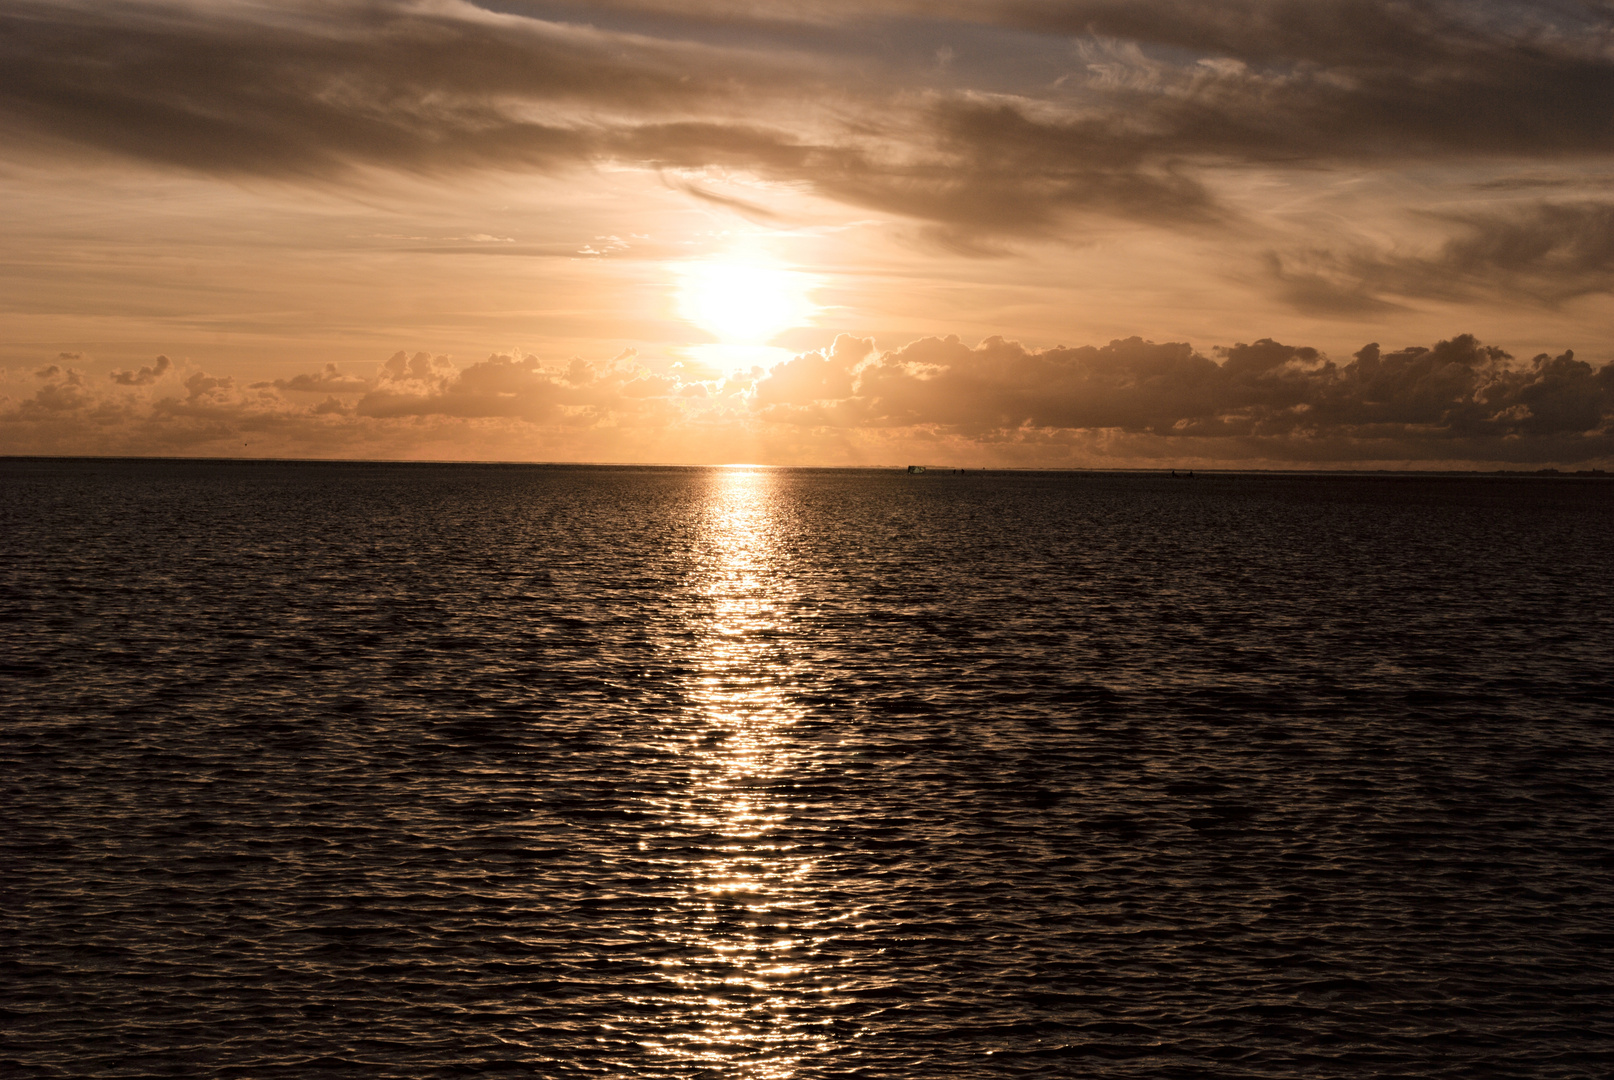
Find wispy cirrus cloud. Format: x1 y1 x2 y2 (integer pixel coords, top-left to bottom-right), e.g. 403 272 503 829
1270 200 1614 312
5 0 1612 259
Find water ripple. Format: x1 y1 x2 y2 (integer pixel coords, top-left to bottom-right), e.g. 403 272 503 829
2 460 1611 1078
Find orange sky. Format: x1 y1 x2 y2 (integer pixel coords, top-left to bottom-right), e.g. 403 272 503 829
2 0 1611 467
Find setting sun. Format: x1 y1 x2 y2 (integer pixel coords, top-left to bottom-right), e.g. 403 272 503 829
675 259 816 345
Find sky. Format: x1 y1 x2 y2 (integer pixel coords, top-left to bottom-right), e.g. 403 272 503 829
2 0 1612 468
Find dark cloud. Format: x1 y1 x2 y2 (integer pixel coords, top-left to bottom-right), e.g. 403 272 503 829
1265 252 1408 317
1471 174 1614 192
1271 201 1614 310
805 99 1224 242
752 331 1614 460
4 0 1610 246
1419 202 1614 303
6 334 1610 464
665 177 787 224
0 0 744 176
110 354 172 386
515 1 1614 158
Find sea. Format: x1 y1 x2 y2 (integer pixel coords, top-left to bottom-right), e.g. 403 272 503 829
2 458 1611 1078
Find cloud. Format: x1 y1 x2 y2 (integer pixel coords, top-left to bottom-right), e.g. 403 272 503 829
7 362 130 426
666 177 787 224
352 349 691 424
1265 251 1408 317
1270 201 1614 310
109 354 172 386
253 362 368 394
1011 0 1612 156
4 333 1610 465
357 352 557 420
750 330 1614 461
802 97 1226 243
16 364 92 415
753 334 867 406
1407 202 1614 303
0 0 740 177
4 0 1611 245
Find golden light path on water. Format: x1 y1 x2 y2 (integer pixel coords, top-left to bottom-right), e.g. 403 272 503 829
640 467 849 1077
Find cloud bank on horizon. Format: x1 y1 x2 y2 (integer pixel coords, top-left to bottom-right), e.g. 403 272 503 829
2 0 1612 465
6 331 1610 467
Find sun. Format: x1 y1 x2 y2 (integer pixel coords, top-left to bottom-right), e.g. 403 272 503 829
676 258 816 345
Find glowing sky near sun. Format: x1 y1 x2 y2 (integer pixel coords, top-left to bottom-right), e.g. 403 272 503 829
1 0 1611 467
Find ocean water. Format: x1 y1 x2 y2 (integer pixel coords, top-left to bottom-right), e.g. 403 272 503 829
2 458 1611 1079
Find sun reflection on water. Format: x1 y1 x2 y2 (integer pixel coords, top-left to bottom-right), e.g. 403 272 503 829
642 467 834 1077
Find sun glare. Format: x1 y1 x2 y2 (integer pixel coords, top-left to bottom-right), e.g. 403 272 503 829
676 259 816 345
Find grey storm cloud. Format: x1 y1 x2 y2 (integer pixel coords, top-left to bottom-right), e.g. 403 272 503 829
3 0 1612 246
753 331 1614 461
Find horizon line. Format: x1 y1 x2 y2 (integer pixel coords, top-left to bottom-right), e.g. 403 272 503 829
2 454 1609 478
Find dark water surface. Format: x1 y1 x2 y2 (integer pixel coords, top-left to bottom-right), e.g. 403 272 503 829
3 459 1611 1078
